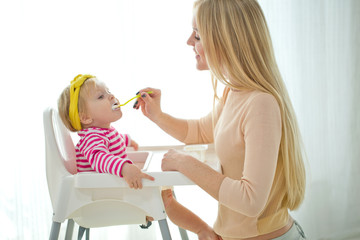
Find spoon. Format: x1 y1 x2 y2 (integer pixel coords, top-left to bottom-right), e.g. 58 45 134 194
112 91 153 109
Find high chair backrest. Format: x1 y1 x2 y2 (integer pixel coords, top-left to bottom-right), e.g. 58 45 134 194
43 107 77 209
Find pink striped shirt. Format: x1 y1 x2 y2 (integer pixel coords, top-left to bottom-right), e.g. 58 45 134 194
75 126 132 177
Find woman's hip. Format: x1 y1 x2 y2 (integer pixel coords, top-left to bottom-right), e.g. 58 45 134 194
272 221 306 240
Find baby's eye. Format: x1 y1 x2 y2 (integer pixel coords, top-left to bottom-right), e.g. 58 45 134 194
98 95 104 99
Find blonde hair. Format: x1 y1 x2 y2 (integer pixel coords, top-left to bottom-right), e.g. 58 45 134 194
58 78 97 132
194 0 306 210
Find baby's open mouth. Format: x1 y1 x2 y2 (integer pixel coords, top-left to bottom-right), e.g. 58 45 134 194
112 102 120 110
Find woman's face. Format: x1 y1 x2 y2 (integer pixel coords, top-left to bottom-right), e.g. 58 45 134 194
187 17 209 71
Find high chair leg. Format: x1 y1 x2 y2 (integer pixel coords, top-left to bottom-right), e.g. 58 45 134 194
49 221 61 240
65 219 74 240
179 228 189 240
78 226 90 240
158 219 172 240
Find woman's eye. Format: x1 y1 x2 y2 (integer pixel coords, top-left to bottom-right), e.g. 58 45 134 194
195 35 200 41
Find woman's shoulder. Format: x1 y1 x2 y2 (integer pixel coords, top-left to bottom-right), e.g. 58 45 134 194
229 89 280 116
230 89 277 105
246 91 281 118
248 90 277 104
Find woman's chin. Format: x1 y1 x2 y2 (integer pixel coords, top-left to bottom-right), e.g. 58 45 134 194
196 63 209 71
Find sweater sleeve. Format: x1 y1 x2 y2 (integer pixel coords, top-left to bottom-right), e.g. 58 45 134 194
79 132 132 177
218 93 282 217
183 100 224 144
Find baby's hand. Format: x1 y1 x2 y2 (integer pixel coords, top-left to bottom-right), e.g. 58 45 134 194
121 163 154 189
130 139 139 151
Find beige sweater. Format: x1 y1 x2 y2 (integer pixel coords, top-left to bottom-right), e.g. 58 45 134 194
184 89 289 239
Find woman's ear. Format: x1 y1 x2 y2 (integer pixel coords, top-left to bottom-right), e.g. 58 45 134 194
79 112 93 125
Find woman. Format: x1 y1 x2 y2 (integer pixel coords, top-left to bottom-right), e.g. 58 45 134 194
134 0 306 239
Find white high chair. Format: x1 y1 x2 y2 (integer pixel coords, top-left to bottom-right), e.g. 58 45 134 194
43 107 191 240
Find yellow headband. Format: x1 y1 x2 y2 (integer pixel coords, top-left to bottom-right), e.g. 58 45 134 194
69 74 95 131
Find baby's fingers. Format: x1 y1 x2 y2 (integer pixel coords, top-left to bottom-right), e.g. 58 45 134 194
136 180 142 189
127 180 135 189
142 172 155 181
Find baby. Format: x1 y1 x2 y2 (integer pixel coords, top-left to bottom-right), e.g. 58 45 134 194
58 74 154 189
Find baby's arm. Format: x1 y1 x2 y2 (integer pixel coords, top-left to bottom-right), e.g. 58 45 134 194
80 132 153 187
121 163 154 189
119 133 139 151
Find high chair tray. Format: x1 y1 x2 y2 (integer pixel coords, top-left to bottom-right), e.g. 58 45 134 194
74 171 194 188
74 144 219 189
127 151 152 171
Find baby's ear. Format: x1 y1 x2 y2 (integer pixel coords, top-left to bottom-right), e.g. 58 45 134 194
79 112 93 125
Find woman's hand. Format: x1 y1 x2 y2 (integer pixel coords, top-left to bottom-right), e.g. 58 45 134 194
162 149 195 172
134 88 163 123
198 227 223 240
133 87 189 142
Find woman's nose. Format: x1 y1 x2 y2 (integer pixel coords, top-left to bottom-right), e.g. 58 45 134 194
187 33 195 46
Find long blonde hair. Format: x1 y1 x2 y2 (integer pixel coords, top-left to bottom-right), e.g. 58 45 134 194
194 0 306 210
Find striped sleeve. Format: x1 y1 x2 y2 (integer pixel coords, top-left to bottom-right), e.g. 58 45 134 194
78 132 131 177
119 133 131 147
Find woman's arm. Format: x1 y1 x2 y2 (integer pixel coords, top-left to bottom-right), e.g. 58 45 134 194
152 112 189 143
162 149 225 200
135 88 221 144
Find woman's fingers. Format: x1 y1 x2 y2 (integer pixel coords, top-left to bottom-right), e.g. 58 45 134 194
137 87 160 98
134 88 163 122
133 87 157 109
133 100 138 109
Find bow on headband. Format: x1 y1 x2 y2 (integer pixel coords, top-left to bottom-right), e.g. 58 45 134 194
69 74 96 130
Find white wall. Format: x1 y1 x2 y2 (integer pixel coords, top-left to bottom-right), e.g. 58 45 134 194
259 0 360 239
0 0 359 239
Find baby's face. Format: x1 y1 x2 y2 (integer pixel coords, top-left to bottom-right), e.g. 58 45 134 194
84 81 122 128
